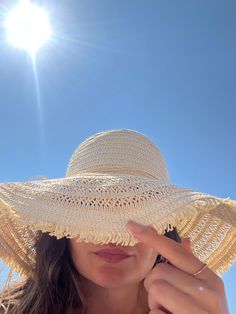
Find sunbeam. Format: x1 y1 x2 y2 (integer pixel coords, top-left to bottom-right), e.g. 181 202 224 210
4 0 52 58
31 55 45 148
3 0 52 151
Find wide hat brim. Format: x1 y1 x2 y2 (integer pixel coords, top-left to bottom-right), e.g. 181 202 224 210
0 172 236 278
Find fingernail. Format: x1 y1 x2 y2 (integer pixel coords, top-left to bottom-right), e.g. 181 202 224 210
125 220 147 233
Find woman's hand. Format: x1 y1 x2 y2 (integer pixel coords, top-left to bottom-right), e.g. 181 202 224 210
126 220 229 314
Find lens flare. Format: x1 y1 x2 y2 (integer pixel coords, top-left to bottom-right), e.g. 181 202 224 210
4 0 52 57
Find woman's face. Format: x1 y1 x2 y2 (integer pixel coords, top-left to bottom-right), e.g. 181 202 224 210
69 238 158 289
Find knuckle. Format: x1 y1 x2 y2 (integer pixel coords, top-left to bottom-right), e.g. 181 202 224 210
182 310 209 314
149 279 168 295
207 274 225 293
214 276 225 291
201 288 223 311
207 287 221 300
189 309 210 314
155 262 169 272
154 262 169 276
144 263 169 291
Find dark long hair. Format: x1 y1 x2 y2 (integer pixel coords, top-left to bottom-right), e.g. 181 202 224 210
153 226 182 267
0 227 181 314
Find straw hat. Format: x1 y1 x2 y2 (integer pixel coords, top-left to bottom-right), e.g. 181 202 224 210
0 129 235 280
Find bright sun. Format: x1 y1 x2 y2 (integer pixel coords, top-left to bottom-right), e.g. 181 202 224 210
4 0 52 57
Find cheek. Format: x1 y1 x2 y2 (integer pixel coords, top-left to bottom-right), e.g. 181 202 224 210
134 243 158 279
69 239 94 274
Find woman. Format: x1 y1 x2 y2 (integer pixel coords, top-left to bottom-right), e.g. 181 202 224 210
0 129 235 313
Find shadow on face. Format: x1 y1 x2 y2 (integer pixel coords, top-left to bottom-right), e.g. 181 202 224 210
68 237 158 289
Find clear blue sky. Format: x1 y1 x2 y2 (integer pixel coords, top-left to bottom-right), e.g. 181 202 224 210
0 0 235 312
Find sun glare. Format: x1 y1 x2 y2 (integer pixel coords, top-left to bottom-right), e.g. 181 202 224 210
4 0 52 57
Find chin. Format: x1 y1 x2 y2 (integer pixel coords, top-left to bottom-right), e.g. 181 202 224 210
95 278 131 289
92 269 133 288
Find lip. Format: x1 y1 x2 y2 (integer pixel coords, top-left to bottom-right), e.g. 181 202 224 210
95 248 131 256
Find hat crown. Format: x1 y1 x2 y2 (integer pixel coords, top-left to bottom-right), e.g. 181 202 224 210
66 129 169 183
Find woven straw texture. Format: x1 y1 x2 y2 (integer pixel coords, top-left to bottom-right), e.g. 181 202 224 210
0 129 236 282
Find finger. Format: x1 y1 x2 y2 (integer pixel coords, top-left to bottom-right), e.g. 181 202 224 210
149 310 166 314
144 262 209 301
148 279 207 314
126 220 213 279
181 238 192 253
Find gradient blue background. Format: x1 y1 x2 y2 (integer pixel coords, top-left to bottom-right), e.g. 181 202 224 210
0 0 235 312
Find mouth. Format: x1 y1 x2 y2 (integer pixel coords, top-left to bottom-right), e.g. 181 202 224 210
94 246 133 264
94 251 132 263
94 248 131 257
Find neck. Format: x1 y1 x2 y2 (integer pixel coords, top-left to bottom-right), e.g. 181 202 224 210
79 277 148 314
